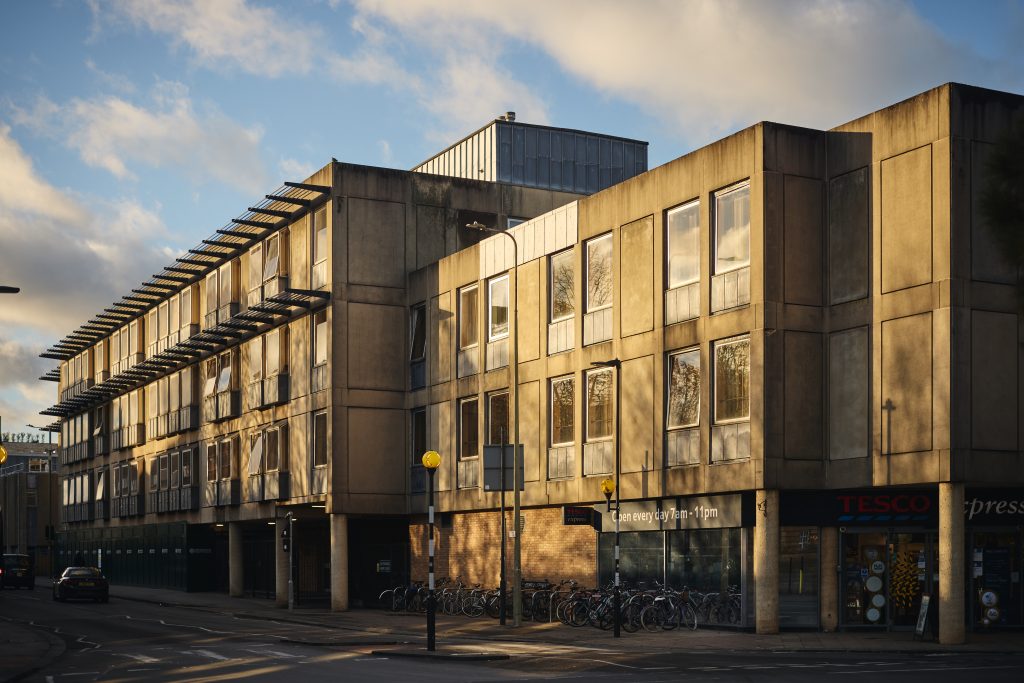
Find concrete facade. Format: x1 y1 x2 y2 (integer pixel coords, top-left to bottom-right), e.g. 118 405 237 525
42 85 1023 637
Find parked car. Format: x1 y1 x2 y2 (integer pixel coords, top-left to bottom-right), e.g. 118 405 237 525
0 554 35 589
53 567 109 603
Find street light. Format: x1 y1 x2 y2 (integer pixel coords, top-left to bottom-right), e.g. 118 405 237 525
0 286 20 294
593 358 622 637
422 449 441 651
465 220 524 627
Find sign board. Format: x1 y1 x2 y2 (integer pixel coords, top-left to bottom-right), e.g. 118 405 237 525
781 489 938 526
563 506 598 529
598 494 750 532
963 489 1024 525
915 594 931 637
482 445 523 491
376 560 392 573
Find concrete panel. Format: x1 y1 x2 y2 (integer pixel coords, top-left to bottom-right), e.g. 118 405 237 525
348 408 406 495
971 142 1017 284
784 332 822 460
517 260 541 363
881 146 932 293
971 311 1018 451
828 168 870 303
881 313 933 454
416 205 447 271
622 355 654 475
620 216 654 337
784 176 823 306
520 380 540 482
429 292 452 384
347 303 406 391
348 198 406 288
829 328 868 460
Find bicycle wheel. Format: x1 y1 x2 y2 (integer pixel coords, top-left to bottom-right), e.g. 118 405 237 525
679 602 698 630
568 600 590 627
640 604 664 632
621 602 642 633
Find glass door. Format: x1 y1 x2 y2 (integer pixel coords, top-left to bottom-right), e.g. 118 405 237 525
888 532 929 627
840 529 936 629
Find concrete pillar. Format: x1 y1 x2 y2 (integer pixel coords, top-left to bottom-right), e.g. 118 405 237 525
330 513 349 611
754 489 780 634
939 482 965 645
228 522 243 598
820 527 839 631
275 522 289 608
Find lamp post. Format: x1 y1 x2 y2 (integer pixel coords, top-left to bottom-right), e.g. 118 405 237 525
422 449 441 651
593 358 621 637
465 220 523 626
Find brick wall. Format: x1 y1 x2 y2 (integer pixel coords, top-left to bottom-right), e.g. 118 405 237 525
410 506 597 587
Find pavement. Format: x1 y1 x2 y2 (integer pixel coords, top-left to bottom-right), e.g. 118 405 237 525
3 577 1023 681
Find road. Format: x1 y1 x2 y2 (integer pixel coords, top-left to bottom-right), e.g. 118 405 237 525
1 588 1022 682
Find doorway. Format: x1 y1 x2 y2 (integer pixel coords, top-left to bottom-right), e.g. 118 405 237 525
840 529 935 629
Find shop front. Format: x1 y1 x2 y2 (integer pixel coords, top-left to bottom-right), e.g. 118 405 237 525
595 493 755 627
964 489 1024 629
782 488 938 631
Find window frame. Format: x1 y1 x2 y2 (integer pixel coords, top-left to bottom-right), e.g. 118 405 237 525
713 335 751 424
410 303 427 361
666 199 701 289
312 411 328 468
458 397 479 460
313 310 328 367
550 375 575 447
458 284 479 350
585 367 613 442
713 181 751 276
486 391 510 446
487 274 510 342
585 233 613 313
549 248 575 323
667 347 701 430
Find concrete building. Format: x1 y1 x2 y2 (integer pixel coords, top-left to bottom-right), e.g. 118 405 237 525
0 441 60 576
41 85 1023 642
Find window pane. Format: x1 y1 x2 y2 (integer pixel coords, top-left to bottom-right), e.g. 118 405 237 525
129 322 138 356
551 377 575 445
217 353 232 392
550 250 575 321
181 449 192 486
667 201 700 288
181 288 192 327
207 445 217 481
169 295 179 331
171 452 180 488
668 349 700 428
250 243 262 291
266 330 280 375
487 392 509 445
412 409 426 463
488 276 508 340
715 184 750 273
586 234 612 311
314 208 328 263
314 312 327 365
459 286 478 349
158 303 167 339
264 236 279 280
159 454 168 490
206 271 218 313
715 337 750 421
181 366 192 405
158 377 168 415
266 429 279 471
249 338 263 383
459 399 478 459
219 262 233 306
587 369 612 440
410 305 426 360
313 412 328 466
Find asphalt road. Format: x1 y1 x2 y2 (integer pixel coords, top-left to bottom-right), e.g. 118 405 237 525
1 587 1023 682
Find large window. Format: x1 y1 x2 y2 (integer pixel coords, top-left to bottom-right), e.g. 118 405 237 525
714 183 750 274
249 337 263 385
585 234 613 312
313 411 328 467
550 249 574 322
312 207 328 289
550 376 575 446
714 336 750 422
264 233 281 281
459 398 479 459
667 201 700 288
216 351 232 393
249 242 263 295
206 444 217 482
314 310 327 366
266 329 281 376
487 391 510 445
488 275 509 341
668 348 701 429
218 439 235 480
459 285 478 350
265 427 280 472
586 368 613 440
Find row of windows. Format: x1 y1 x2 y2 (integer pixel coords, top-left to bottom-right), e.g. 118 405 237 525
61 207 329 392
416 334 750 474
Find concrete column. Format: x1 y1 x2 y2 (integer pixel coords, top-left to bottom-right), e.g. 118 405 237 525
820 527 839 632
939 482 965 645
330 513 349 611
753 489 780 634
275 523 289 608
228 522 243 598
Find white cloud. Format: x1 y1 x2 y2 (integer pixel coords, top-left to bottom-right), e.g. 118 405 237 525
9 81 270 195
351 0 1019 146
278 157 317 181
101 0 319 77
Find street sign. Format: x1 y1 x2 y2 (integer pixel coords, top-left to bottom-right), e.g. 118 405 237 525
482 445 524 491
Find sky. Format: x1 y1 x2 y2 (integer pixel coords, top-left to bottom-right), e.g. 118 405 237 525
0 0 1022 436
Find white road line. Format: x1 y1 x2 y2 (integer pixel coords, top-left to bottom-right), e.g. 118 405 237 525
190 649 230 661
567 659 674 671
244 649 301 659
115 653 160 663
830 665 1021 675
124 615 233 634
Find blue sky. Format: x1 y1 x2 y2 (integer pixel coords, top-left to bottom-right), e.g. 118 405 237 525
1 0 1022 436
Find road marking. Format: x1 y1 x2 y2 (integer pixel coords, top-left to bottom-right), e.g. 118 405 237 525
244 648 301 659
190 649 230 661
830 665 1021 675
567 659 674 671
125 615 233 634
116 653 160 663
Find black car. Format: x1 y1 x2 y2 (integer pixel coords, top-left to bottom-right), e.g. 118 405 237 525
0 554 35 589
53 567 109 603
